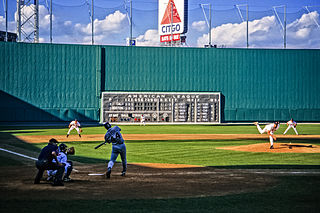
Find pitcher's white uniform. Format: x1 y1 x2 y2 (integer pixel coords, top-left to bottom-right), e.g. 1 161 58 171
254 122 280 149
283 119 298 135
67 119 81 137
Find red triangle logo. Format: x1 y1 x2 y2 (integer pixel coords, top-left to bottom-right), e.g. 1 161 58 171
161 0 182 25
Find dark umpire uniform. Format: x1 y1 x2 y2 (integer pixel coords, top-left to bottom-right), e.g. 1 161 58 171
34 138 65 186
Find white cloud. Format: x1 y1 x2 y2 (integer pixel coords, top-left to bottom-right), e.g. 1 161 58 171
191 21 207 32
75 10 127 36
197 12 320 49
0 16 16 33
136 29 159 46
286 11 320 48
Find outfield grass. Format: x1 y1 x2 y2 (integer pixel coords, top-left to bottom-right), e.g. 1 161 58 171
1 124 320 135
1 124 320 167
28 139 319 167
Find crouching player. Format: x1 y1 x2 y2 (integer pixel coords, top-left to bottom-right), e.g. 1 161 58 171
47 143 75 182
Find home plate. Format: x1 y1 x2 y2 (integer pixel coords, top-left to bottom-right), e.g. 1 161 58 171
88 173 105 176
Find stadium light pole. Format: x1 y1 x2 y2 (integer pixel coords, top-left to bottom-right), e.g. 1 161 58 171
235 4 249 48
284 5 286 49
50 0 52 43
17 0 21 42
34 0 39 43
200 4 212 47
246 4 248 48
5 0 8 41
209 4 211 47
273 5 286 49
130 0 133 45
171 1 173 47
304 6 320 28
92 0 94 45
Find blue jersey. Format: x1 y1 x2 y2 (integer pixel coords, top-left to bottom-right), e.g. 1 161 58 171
37 143 58 162
104 126 124 145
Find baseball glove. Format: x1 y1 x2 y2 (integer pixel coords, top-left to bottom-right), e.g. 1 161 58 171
80 129 83 133
67 147 75 155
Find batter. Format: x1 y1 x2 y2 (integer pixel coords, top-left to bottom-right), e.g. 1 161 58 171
104 122 127 179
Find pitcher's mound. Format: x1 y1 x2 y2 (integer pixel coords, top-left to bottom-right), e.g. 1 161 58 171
217 143 319 153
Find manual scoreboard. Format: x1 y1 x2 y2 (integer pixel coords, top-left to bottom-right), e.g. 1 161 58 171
101 92 221 123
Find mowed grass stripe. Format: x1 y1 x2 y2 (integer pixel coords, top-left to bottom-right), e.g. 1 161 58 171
2 124 320 135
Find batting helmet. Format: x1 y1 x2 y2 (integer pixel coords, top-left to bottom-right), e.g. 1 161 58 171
104 122 111 129
59 143 68 153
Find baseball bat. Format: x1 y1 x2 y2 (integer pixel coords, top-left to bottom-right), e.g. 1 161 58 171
94 141 106 149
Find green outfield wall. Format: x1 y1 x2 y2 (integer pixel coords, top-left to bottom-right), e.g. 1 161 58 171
1 42 319 122
0 42 101 122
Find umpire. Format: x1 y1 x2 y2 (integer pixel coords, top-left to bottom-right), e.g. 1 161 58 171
34 138 65 186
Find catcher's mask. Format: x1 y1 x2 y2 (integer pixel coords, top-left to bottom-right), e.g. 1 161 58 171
59 143 68 153
104 122 111 130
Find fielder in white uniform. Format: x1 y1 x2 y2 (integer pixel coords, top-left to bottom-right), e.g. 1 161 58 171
140 114 145 126
283 119 298 135
254 121 280 149
67 119 82 138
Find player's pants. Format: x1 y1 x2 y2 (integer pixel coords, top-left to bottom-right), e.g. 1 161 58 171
48 160 73 178
35 160 64 184
283 125 298 135
67 126 80 135
256 124 274 146
107 143 127 173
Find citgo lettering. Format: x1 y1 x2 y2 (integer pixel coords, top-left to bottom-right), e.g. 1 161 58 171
162 24 181 34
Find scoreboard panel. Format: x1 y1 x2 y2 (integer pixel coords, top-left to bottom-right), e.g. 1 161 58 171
101 92 220 123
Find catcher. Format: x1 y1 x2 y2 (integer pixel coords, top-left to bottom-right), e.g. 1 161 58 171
67 119 82 138
283 118 299 135
47 143 75 182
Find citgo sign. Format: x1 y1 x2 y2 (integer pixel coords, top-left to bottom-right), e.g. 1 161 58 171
158 0 188 41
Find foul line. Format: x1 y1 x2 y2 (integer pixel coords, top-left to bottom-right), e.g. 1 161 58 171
0 147 37 161
0 147 79 172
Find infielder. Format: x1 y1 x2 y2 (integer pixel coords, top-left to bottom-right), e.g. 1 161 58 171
104 122 127 179
254 121 280 149
47 143 75 182
67 119 82 138
283 118 298 135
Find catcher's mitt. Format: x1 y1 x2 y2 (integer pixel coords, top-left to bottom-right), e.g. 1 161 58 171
67 147 75 155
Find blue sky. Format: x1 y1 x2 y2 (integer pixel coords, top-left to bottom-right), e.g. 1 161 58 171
1 0 320 48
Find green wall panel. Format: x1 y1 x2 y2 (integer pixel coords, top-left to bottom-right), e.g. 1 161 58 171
1 42 319 122
0 42 101 122
103 46 320 122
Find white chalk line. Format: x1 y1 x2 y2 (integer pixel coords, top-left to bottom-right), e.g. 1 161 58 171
1 148 319 176
138 171 320 176
0 147 79 172
0 147 38 161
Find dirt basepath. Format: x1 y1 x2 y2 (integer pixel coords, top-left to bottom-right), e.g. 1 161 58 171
16 133 320 143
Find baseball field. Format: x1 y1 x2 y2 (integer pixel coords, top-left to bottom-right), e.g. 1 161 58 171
1 123 320 212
